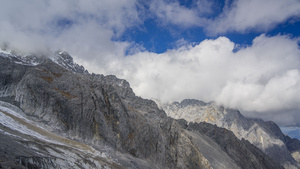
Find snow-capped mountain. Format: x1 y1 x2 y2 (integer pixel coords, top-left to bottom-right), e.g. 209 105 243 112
0 49 88 74
158 99 300 169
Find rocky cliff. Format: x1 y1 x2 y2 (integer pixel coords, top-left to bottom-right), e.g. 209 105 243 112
159 99 300 169
0 50 285 168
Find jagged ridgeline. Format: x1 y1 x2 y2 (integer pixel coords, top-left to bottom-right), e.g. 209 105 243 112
0 50 297 168
159 99 300 169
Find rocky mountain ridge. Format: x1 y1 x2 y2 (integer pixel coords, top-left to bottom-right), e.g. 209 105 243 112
158 99 300 168
0 49 88 74
0 50 289 168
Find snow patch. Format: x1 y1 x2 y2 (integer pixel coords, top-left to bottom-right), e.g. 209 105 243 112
0 51 41 66
0 110 51 142
0 49 12 55
0 101 113 164
0 101 30 121
0 102 64 145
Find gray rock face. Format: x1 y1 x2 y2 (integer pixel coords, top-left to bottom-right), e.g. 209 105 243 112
0 51 285 169
51 51 88 74
183 121 284 169
159 99 300 169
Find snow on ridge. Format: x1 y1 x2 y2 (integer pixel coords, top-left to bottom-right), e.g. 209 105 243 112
0 48 12 55
0 110 113 165
0 101 28 120
0 101 64 145
0 49 87 73
0 109 58 144
0 50 41 66
0 101 111 160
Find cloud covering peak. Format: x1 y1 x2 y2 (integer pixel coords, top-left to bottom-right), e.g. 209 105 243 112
93 34 300 126
0 0 141 56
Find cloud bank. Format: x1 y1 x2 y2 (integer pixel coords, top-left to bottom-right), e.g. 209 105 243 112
98 34 300 126
0 0 141 57
1 0 300 126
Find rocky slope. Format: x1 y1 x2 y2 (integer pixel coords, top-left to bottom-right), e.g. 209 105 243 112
0 50 285 168
158 99 300 169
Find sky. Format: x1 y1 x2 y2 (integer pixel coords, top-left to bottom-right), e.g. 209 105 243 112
281 127 300 140
0 0 300 129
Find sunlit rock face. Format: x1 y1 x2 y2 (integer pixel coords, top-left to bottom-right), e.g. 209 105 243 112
159 99 300 169
0 51 286 169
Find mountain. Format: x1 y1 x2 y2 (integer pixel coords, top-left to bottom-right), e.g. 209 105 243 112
0 50 286 168
281 127 300 140
158 99 300 169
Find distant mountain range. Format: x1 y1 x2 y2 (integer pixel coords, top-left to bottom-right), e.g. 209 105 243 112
0 49 299 168
158 99 300 168
281 127 300 140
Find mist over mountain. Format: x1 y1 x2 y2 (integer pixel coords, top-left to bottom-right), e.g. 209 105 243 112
1 50 297 168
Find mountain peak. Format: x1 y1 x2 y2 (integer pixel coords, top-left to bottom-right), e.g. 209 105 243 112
159 98 300 168
51 50 88 74
0 49 88 74
180 99 208 107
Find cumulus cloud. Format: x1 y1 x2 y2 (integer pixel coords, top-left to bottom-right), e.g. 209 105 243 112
93 34 300 126
0 0 140 57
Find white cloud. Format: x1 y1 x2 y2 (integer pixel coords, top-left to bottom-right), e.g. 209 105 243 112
216 35 300 110
0 0 140 57
93 34 300 126
148 0 300 34
1 0 299 56
206 0 300 34
149 0 209 27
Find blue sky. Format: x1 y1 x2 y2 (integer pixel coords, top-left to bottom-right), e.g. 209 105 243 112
121 18 300 53
1 0 300 131
281 127 300 140
119 4 300 54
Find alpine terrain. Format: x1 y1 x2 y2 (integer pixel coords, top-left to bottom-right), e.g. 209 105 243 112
0 49 298 168
158 99 300 169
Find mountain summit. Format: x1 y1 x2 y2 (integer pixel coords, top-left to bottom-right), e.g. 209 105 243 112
0 50 294 168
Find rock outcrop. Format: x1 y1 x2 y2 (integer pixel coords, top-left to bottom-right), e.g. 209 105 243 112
159 99 300 169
